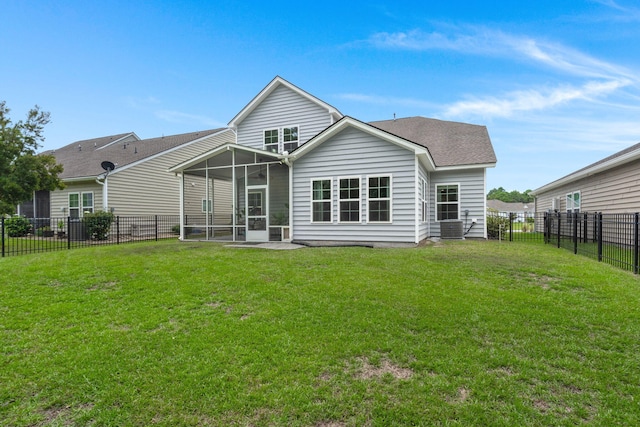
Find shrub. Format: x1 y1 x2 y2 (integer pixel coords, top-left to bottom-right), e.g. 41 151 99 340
5 216 32 237
83 211 114 240
487 214 510 239
171 224 180 234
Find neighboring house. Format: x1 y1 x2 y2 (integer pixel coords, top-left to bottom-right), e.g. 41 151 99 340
170 76 497 244
20 129 234 219
531 141 640 214
486 200 535 222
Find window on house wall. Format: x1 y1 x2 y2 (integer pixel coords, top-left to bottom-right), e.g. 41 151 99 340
436 184 459 221
311 179 332 223
202 199 212 213
339 177 360 222
282 126 299 153
264 129 279 153
420 178 428 223
82 192 94 214
367 175 391 222
263 126 300 153
69 193 80 218
566 191 580 213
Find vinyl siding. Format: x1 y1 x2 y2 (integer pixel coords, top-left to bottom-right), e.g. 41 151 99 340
535 158 640 214
236 85 332 150
104 130 234 216
431 169 487 239
50 182 103 216
291 126 417 243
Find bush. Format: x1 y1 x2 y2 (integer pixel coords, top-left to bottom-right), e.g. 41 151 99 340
83 211 114 240
5 216 32 237
487 214 510 239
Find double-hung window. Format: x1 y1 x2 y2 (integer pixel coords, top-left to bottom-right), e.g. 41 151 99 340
69 192 94 218
436 184 459 221
263 126 300 153
566 191 580 213
338 177 360 222
264 129 279 153
202 199 212 213
367 175 391 222
311 179 332 223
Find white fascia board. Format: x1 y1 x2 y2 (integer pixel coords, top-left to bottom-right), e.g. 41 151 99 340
531 148 640 195
434 162 497 172
169 142 283 173
63 176 99 183
103 128 232 175
228 76 343 129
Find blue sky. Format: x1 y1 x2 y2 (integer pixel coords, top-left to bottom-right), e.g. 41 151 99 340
2 0 640 191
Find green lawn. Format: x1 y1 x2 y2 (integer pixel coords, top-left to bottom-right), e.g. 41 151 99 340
1 240 640 426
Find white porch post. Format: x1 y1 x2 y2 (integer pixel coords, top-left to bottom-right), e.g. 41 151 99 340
178 172 185 240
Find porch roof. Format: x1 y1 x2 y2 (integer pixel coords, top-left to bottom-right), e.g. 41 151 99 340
169 143 283 173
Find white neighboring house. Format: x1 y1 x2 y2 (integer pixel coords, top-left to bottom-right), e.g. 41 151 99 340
170 76 497 244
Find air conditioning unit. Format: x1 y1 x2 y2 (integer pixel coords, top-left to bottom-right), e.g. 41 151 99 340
440 219 464 239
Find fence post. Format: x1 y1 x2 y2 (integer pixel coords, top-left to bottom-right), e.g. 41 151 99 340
573 212 578 254
155 215 158 241
597 212 603 262
67 216 71 250
509 213 513 242
1 217 5 258
116 216 120 245
557 212 561 248
583 213 588 243
543 212 548 244
634 213 639 274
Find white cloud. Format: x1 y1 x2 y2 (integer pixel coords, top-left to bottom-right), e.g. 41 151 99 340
442 79 630 118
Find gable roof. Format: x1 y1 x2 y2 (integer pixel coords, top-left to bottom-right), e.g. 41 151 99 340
227 76 343 128
531 141 640 194
290 115 496 170
369 116 496 167
46 129 227 180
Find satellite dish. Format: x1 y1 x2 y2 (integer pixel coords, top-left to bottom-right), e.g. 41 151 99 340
101 161 115 172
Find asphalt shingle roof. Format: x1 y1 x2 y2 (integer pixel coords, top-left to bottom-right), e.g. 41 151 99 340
369 116 497 167
45 129 224 179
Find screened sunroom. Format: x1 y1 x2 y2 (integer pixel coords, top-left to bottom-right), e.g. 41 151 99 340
174 145 290 242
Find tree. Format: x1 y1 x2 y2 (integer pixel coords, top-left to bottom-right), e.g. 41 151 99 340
487 187 533 203
0 101 64 215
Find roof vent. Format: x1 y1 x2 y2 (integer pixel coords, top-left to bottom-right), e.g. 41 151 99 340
440 220 464 239
78 145 82 151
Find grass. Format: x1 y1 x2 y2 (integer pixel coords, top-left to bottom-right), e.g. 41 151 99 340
1 239 640 426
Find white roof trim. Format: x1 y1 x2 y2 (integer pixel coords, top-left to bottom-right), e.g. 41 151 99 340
169 142 283 173
288 116 437 170
228 76 342 129
531 145 640 195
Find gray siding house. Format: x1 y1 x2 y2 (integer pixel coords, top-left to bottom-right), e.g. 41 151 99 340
170 76 497 244
531 141 640 214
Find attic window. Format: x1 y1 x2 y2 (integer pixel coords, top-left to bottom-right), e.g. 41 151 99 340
263 126 300 153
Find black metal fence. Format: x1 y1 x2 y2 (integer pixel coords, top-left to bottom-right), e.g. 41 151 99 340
1 215 180 257
489 211 640 274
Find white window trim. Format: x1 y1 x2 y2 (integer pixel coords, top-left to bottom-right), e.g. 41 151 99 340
366 174 392 223
81 192 94 215
201 199 212 213
435 183 460 222
262 125 301 154
69 192 80 218
310 177 333 224
566 191 581 213
337 175 362 224
420 177 428 223
282 125 300 153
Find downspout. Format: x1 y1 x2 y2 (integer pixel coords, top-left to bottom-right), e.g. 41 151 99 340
95 175 107 211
